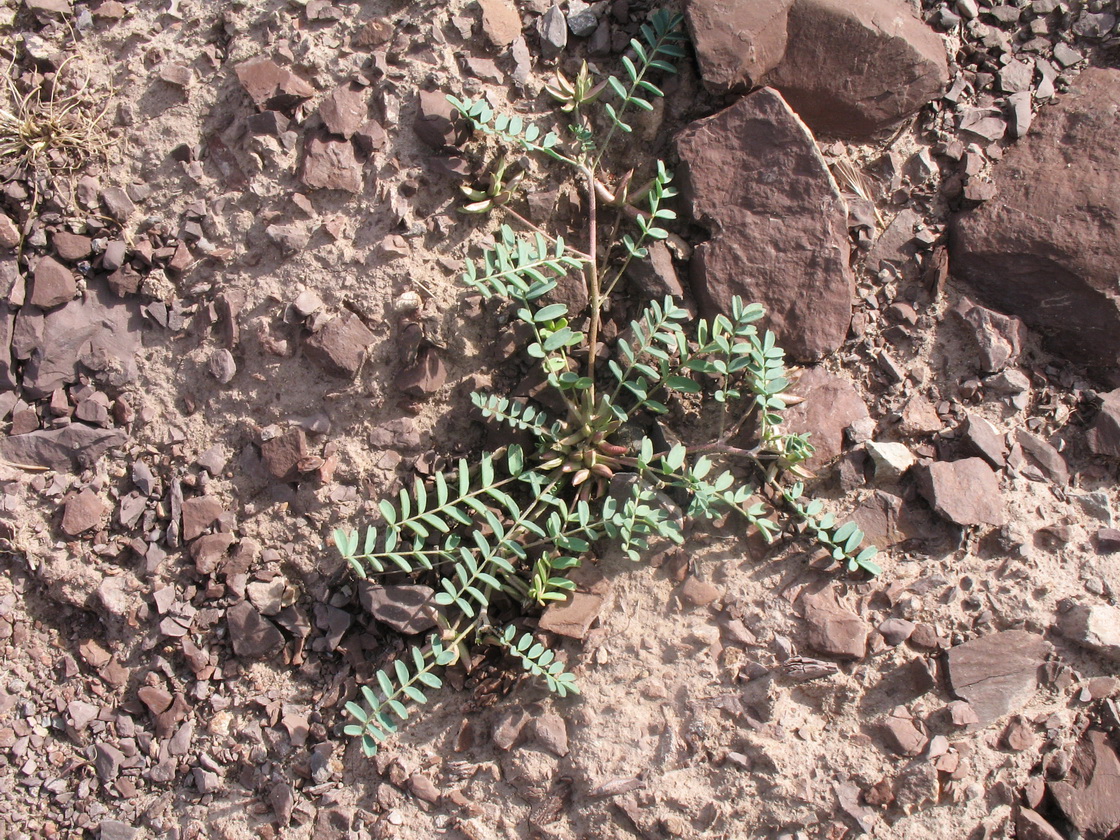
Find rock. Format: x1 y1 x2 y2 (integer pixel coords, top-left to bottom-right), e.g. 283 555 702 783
774 368 869 471
1098 528 1120 553
0 214 19 249
531 712 569 757
138 685 173 715
1014 429 1068 485
493 708 530 750
357 583 438 634
539 572 607 639
1048 730 1120 839
1004 716 1035 751
353 119 387 156
945 630 1050 726
958 414 1007 468
479 0 522 47
53 231 92 261
881 710 928 756
99 819 138 840
235 58 315 111
30 256 76 308
687 0 794 92
408 772 441 804
208 348 237 384
953 297 1028 373
1057 604 1120 662
414 90 468 150
159 63 192 87
266 223 310 255
878 618 915 646
190 533 235 575
270 781 295 826
867 208 921 275
567 0 597 36
539 4 568 56
852 490 930 546
99 187 135 222
950 68 1120 374
247 578 286 616
0 424 127 472
260 427 307 481
865 441 915 481
93 742 124 782
181 496 224 542
1014 807 1065 840
247 110 290 136
313 805 352 840
677 88 853 362
227 601 284 659
914 458 1006 527
1087 389 1120 458
764 0 949 137
300 131 363 193
899 395 942 436
318 82 367 139
802 587 868 659
61 489 107 536
678 577 722 607
17 277 143 399
626 241 683 299
303 311 374 378
396 347 446 398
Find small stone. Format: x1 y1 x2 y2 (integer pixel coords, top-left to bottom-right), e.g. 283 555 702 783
190 533 235 575
93 742 124 782
235 58 315 111
1097 528 1120 553
137 685 173 715
395 347 446 398
1057 604 1120 662
959 414 1007 468
247 578 286 616
101 240 127 271
303 312 375 378
493 708 530 750
866 441 916 482
947 700 980 727
915 458 1006 527
53 231 93 261
318 82 367 139
953 297 1028 373
0 214 20 249
567 0 598 37
539 4 568 56
539 591 604 639
1015 807 1065 840
266 223 310 254
881 712 928 756
878 618 915 646
247 110 290 136
226 600 284 659
1048 730 1120 838
193 767 221 794
678 577 722 607
408 773 441 804
1003 716 1035 751
1087 389 1120 458
100 187 135 221
357 583 437 634
531 712 569 757
300 132 362 193
260 427 308 481
353 119 386 156
1014 429 1068 485
413 90 468 150
946 630 1050 726
62 489 107 536
30 256 76 308
478 0 522 47
99 820 137 840
208 348 236 384
802 588 868 660
181 496 224 542
159 63 192 87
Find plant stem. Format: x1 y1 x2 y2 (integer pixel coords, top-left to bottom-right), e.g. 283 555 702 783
586 167 600 404
503 206 593 261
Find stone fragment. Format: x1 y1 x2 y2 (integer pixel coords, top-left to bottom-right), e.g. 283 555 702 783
396 348 446 398
945 630 1050 726
853 490 929 546
30 256 76 308
677 88 853 361
247 110 289 136
182 496 224 542
802 587 868 659
881 711 928 756
878 618 915 646
246 578 286 616
357 583 437 634
950 68 1120 372
0 215 19 250
1003 716 1035 751
1087 389 1120 458
414 90 468 150
764 0 949 137
914 458 1006 527
776 368 869 471
532 712 569 757
235 58 315 111
100 187 135 222
303 311 374 377
208 348 237 384
687 0 794 92
190 533 235 575
678 577 722 607
493 708 530 750
260 427 307 481
866 441 915 481
1057 604 1120 662
1014 429 1068 485
93 742 124 781
53 231 92 261
1015 807 1065 840
318 83 367 139
867 208 921 275
353 119 386 156
539 574 607 639
1098 528 1120 553
899 395 942 436
270 781 295 826
0 424 127 471
953 297 1028 373
62 489 107 536
301 132 362 193
959 414 1007 468
138 685 173 715
99 820 138 840
479 0 522 47
539 4 567 56
227 601 284 658
1048 730 1120 839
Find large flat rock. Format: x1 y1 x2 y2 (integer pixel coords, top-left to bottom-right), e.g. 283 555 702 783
950 68 1120 376
946 630 1050 727
686 0 794 92
677 88 852 362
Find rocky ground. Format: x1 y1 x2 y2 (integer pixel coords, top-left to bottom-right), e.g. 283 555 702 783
0 0 1119 838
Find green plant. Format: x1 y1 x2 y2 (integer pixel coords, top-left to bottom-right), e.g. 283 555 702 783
333 11 879 758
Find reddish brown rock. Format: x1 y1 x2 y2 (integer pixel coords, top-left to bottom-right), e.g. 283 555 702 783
945 630 1049 726
353 120 387 156
677 88 853 362
776 367 869 471
478 0 522 47
414 90 469 150
235 58 315 111
190 533 235 575
1014 429 1069 485
61 490 107 536
260 428 307 481
950 68 1120 375
881 711 928 756
802 587 868 659
30 256 76 309
301 132 363 193
53 231 93 262
1087 389 1120 458
182 496 225 542
303 312 375 378
396 348 447 399
318 83 367 139
914 458 1006 527
226 600 284 659
357 583 437 635
958 414 1007 468
953 296 1028 373
764 0 949 137
1015 807 1065 840
1048 730 1120 839
0 425 127 471
687 0 794 92
0 214 19 249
